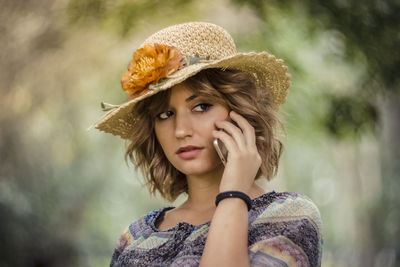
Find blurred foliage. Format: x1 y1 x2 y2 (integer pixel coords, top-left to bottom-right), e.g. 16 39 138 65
231 0 400 266
67 0 194 36
303 0 400 91
324 96 378 139
232 0 400 139
233 0 400 91
0 0 399 266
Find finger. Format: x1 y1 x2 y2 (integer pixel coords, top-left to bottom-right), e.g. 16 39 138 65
214 120 246 150
229 111 256 147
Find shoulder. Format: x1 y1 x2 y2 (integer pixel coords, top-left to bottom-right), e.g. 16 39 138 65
249 191 323 266
113 208 166 253
251 191 322 231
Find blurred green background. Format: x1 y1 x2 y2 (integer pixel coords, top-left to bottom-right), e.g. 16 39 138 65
1 0 399 266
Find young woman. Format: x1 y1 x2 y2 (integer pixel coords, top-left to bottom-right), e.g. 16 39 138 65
94 22 322 267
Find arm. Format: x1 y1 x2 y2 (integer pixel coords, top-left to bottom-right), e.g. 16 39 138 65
200 197 250 267
200 111 260 267
201 192 323 267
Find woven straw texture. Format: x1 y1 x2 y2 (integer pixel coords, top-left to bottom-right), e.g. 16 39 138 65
94 22 291 139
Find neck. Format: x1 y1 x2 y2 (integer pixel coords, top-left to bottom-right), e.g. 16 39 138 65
182 166 224 211
180 166 266 211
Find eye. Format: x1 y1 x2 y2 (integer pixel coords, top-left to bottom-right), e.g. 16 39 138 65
193 103 212 113
156 110 174 120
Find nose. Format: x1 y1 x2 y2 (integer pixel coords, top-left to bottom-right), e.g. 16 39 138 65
174 111 193 139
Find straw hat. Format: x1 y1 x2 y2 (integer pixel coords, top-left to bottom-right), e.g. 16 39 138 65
94 22 290 139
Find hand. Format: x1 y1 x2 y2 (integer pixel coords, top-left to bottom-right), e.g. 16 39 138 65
213 111 261 194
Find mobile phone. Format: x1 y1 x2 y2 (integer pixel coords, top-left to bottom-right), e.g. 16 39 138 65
213 139 228 166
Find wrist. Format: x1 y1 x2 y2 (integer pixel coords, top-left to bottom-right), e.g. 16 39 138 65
215 191 252 211
219 183 252 195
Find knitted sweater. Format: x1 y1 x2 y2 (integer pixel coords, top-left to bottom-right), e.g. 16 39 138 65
110 191 323 267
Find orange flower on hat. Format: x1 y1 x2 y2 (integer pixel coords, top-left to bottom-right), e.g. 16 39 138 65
121 43 183 100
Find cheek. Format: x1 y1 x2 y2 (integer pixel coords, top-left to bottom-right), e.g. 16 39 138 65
195 118 217 139
199 109 229 132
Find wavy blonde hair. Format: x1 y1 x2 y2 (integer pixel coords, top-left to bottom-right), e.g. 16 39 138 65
125 69 283 202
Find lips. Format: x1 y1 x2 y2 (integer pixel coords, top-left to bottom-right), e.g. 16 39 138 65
176 145 204 159
176 146 202 154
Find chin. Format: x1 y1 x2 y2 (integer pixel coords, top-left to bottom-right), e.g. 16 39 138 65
175 160 222 176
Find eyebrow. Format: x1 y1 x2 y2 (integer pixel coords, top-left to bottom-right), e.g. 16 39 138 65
185 94 198 102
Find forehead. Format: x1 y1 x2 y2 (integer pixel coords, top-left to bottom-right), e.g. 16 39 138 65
169 83 196 104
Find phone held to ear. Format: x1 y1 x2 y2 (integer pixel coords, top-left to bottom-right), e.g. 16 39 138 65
213 139 228 166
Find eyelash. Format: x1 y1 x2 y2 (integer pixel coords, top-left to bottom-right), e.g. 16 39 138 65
193 103 212 112
156 103 213 120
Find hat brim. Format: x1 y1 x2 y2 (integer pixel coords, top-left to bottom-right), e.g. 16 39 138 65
93 51 290 139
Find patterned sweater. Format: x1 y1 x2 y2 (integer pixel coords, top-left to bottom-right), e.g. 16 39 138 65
110 191 323 266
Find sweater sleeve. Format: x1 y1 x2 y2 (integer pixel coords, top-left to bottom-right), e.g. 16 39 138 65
109 213 151 267
109 209 168 267
110 226 134 267
248 193 323 267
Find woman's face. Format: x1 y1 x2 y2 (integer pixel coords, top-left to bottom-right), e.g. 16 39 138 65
154 83 229 177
